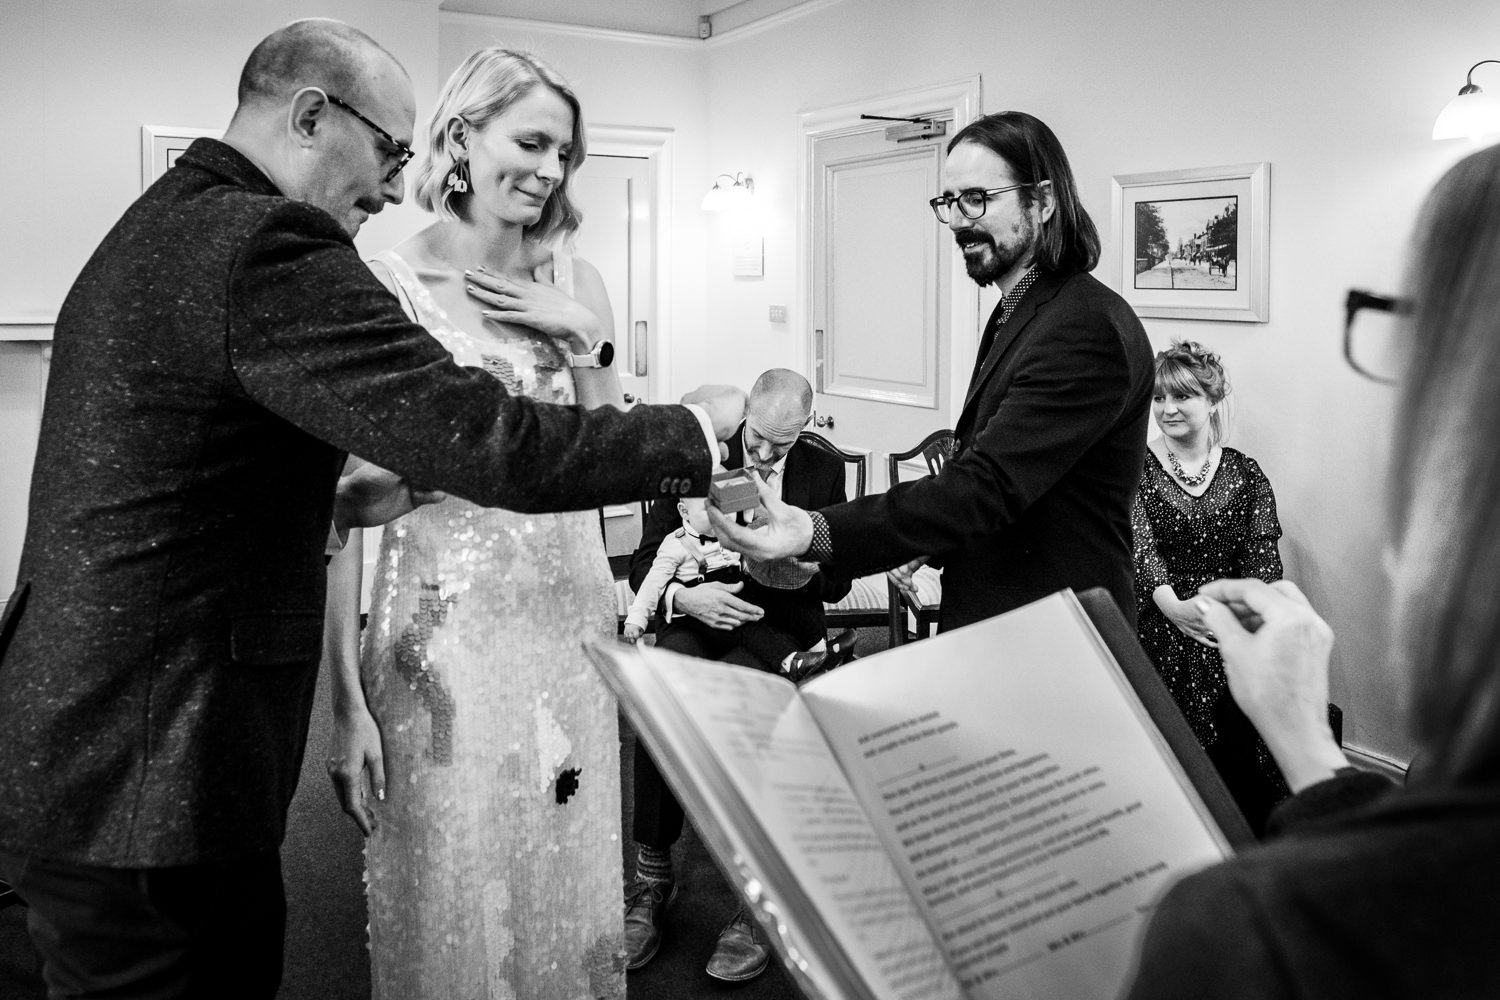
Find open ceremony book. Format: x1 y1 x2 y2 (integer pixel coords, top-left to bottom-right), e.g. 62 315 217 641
586 589 1253 1000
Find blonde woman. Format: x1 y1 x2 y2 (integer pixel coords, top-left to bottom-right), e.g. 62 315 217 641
323 49 625 999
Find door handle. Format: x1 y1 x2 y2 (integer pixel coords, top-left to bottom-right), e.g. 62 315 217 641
813 411 835 428
633 320 648 377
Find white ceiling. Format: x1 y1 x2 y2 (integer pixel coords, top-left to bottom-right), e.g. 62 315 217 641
437 0 818 38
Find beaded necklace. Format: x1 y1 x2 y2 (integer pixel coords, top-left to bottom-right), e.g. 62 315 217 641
1164 445 1213 487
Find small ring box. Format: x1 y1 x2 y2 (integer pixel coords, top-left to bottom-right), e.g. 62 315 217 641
709 468 760 524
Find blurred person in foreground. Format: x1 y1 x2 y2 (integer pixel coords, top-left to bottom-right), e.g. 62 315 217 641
1123 143 1500 999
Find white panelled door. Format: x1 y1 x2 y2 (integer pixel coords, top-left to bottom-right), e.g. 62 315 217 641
571 153 655 404
810 123 953 487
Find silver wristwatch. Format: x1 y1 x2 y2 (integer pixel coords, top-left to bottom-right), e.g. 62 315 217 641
567 340 615 369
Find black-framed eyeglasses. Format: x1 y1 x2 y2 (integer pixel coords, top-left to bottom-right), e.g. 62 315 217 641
1344 289 1412 384
929 183 1034 223
326 93 414 183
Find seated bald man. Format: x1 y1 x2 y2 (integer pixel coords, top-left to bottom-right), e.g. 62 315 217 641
623 369 855 982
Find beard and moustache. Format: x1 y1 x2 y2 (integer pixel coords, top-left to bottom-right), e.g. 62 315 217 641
955 212 1038 287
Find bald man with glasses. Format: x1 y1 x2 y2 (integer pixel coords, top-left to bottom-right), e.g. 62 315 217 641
0 18 743 998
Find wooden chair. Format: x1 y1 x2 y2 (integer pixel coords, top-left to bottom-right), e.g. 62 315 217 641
797 430 866 501
800 431 893 632
885 429 958 645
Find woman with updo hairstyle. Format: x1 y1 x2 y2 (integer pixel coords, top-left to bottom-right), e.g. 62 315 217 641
1132 339 1290 834
321 47 627 999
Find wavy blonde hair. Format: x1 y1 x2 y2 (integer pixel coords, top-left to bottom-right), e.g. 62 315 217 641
413 48 586 245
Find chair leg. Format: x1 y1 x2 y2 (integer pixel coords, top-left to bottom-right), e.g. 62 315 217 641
887 585 907 647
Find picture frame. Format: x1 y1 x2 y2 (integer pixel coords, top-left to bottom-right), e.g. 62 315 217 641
1109 162 1269 322
141 125 222 191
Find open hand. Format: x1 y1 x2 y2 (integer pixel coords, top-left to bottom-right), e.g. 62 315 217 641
334 461 446 530
680 384 748 446
673 580 764 630
467 266 602 350
706 474 816 563
327 704 387 837
887 556 930 609
1155 587 1219 647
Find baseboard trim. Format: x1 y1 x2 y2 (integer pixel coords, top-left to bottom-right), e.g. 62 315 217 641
1343 743 1409 783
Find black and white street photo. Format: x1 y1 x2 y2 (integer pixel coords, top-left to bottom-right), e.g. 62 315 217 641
1133 195 1238 290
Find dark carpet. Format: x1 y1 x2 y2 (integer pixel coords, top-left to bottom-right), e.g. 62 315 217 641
0 625 895 999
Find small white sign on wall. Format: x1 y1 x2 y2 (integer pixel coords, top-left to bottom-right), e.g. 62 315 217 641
733 237 764 277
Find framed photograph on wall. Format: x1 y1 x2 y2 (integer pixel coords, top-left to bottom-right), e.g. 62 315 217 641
1110 162 1269 322
141 125 223 191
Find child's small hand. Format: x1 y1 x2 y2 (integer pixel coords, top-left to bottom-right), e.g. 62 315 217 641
622 624 643 643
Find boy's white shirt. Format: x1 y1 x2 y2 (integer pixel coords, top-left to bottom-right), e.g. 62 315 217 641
625 523 742 630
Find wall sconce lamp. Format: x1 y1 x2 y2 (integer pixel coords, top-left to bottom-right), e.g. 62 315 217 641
702 172 754 211
1433 60 1500 140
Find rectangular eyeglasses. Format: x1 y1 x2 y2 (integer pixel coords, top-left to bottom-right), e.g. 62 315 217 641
327 94 414 183
1344 289 1411 384
929 183 1031 223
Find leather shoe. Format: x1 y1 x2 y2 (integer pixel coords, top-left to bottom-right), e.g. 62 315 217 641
784 628 858 685
705 906 771 982
623 877 677 970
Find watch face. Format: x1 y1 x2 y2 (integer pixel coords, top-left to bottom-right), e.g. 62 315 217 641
595 340 614 368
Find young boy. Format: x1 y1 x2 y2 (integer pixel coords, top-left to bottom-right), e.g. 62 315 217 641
623 497 854 682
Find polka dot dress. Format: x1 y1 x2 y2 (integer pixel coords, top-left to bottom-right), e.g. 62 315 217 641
1133 447 1290 826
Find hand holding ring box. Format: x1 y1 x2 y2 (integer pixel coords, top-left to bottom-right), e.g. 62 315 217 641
709 468 760 526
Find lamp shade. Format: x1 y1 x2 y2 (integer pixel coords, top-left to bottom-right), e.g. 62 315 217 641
1434 61 1500 141
1433 87 1500 140
701 173 753 212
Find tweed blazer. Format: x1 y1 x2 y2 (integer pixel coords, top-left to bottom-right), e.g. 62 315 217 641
0 139 709 866
819 268 1153 631
630 429 852 648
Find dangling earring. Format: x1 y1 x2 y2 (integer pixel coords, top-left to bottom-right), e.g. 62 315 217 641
446 159 470 194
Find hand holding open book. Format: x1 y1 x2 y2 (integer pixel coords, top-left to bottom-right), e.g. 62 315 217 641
588 589 1251 1000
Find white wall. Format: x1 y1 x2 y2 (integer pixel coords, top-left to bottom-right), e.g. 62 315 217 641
3 0 1496 766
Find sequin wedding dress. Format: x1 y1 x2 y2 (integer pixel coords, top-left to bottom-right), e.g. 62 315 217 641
359 249 624 999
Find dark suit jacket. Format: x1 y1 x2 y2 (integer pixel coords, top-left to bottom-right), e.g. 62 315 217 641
0 139 709 867
629 429 852 648
820 268 1152 631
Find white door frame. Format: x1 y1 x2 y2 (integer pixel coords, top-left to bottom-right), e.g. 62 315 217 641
586 123 675 400
797 77 983 428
